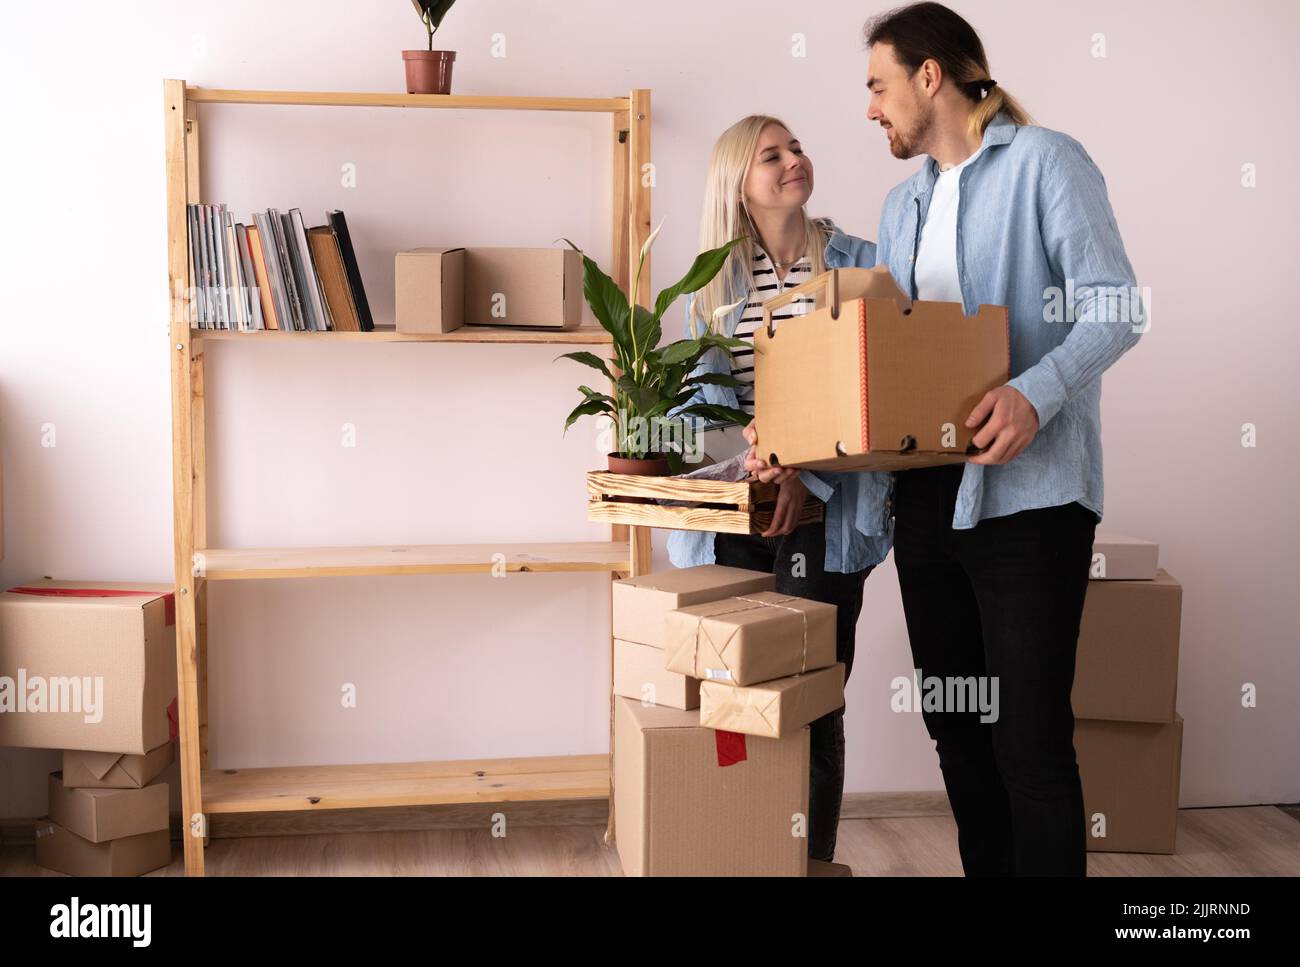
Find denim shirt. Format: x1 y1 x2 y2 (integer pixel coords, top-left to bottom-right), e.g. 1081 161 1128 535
876 112 1144 529
665 219 894 573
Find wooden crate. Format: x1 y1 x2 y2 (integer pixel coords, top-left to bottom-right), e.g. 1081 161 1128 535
587 471 823 535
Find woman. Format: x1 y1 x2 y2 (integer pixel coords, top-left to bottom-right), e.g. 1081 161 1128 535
667 115 894 867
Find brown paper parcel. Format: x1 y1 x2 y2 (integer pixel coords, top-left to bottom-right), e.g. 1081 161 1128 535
663 591 836 686
700 663 845 738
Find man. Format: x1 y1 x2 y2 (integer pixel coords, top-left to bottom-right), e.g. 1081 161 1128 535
750 1 1143 875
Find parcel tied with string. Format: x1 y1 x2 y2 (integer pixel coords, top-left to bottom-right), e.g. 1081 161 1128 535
753 265 1010 472
700 662 846 739
662 591 836 687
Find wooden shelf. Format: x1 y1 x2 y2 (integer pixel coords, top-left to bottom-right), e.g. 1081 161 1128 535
164 77 654 874
185 87 630 113
201 754 609 813
193 541 632 581
191 324 612 344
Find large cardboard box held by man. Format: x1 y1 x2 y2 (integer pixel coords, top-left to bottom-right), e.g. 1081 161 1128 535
754 266 1009 471
0 580 177 754
613 697 809 876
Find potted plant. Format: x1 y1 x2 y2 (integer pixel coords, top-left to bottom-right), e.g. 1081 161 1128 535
558 225 753 477
403 0 458 95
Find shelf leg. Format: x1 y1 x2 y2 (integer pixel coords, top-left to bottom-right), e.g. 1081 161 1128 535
175 580 207 876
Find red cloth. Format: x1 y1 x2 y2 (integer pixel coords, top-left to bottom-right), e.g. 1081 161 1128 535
715 729 747 766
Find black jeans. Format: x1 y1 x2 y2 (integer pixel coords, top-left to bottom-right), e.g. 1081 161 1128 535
892 463 1097 876
713 516 872 863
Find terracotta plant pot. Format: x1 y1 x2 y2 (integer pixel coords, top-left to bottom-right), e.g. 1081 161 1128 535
402 50 456 94
607 453 671 503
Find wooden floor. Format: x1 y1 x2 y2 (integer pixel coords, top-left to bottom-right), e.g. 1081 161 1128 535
4 805 1297 876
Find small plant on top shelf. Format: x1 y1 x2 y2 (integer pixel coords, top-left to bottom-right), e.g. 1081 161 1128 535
557 225 754 477
402 0 458 94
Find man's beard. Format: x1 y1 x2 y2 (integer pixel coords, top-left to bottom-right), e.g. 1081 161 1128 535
888 99 934 160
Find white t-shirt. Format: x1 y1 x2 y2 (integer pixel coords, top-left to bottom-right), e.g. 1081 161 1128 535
913 148 983 302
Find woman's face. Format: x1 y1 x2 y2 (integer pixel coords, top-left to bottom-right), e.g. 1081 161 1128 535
742 123 814 215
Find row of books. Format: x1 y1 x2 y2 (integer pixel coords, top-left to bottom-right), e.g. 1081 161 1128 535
186 206 374 331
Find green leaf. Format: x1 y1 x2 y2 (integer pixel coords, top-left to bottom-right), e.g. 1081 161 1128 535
651 237 745 322
678 402 753 428
564 241 632 362
699 332 753 352
631 303 660 358
555 351 615 382
577 385 617 406
563 397 614 433
657 338 703 366
616 374 659 415
412 0 457 30
683 372 747 389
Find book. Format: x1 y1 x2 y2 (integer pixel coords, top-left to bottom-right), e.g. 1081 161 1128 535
306 226 361 332
224 212 248 331
211 204 230 329
246 223 280 330
186 204 200 327
235 223 265 330
196 205 213 327
326 211 373 331
270 209 305 330
253 211 291 330
290 209 332 331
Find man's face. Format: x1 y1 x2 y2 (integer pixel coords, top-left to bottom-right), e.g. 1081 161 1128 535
866 42 933 160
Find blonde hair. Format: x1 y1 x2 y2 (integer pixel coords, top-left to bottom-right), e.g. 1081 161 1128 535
693 115 830 332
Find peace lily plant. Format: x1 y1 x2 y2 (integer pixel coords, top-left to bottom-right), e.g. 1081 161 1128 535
558 223 754 475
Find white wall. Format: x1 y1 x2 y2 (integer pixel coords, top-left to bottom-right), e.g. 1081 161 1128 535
2 0 1297 819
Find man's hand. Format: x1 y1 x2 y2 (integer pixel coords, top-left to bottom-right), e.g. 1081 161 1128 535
761 473 809 538
742 419 798 484
966 386 1040 465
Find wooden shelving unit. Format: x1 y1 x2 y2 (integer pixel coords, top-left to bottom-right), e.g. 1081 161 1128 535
164 79 654 876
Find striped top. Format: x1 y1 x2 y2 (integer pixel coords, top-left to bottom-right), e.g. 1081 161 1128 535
731 247 815 417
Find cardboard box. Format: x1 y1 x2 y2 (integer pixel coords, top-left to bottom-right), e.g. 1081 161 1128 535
33 819 171 877
664 591 836 686
754 266 1009 471
395 246 464 333
613 697 809 876
1091 533 1160 580
613 638 699 710
1077 714 1183 854
612 565 775 648
47 771 169 843
700 663 845 738
0 580 177 754
464 247 581 329
62 740 175 789
1073 570 1181 722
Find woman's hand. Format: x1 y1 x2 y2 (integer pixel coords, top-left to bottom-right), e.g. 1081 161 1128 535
761 473 808 537
742 419 799 485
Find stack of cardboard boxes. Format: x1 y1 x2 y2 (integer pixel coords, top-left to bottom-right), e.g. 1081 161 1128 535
611 565 845 876
1073 535 1184 853
0 580 178 876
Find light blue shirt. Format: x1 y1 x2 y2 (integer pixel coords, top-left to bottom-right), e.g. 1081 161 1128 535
665 219 894 573
876 112 1144 528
